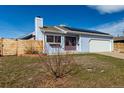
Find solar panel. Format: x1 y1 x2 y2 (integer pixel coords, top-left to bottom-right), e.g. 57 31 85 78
64 26 110 35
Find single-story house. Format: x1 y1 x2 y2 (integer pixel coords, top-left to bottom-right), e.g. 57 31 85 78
20 16 113 54
114 37 124 43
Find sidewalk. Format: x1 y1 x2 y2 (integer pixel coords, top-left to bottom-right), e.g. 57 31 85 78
98 52 124 59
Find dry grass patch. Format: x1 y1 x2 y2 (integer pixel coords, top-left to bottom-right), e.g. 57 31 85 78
0 54 124 87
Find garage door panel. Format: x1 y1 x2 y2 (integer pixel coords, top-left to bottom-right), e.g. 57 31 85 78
89 40 111 52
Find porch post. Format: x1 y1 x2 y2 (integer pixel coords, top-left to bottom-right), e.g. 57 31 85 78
61 35 65 52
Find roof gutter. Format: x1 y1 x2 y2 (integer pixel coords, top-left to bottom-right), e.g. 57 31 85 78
39 26 113 37
56 26 112 37
67 31 113 37
43 30 112 37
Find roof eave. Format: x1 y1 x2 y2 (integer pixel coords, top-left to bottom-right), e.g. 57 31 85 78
43 30 112 37
43 30 65 34
67 31 112 37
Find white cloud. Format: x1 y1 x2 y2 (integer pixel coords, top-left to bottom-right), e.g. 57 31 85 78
88 5 124 14
91 19 124 36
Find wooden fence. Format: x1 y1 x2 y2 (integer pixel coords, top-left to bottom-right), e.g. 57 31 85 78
114 43 124 53
0 39 43 56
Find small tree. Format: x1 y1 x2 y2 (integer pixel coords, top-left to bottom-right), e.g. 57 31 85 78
40 48 77 79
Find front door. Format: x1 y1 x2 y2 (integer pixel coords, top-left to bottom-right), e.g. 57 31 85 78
65 36 76 50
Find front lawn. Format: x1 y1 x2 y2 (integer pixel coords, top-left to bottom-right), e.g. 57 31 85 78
0 54 124 88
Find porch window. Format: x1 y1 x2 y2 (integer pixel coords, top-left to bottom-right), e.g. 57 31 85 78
65 36 76 50
46 35 61 43
55 36 61 43
47 35 54 42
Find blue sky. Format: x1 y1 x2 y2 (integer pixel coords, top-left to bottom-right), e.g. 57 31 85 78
1 5 124 38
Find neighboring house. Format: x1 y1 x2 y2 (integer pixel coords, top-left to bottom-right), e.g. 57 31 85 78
114 37 124 52
20 16 113 54
114 37 124 43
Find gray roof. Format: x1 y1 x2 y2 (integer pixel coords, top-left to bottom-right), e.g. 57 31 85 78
40 26 64 34
59 26 110 35
18 32 35 39
20 25 112 39
40 26 59 31
114 37 124 41
40 26 112 37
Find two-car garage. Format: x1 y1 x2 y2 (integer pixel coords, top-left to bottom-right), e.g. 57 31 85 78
89 39 112 52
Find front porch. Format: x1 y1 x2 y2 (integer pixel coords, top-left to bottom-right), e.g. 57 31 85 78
64 36 78 51
45 34 80 54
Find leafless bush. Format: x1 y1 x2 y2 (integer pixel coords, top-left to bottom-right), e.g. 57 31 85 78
25 47 39 54
39 49 77 79
25 44 39 54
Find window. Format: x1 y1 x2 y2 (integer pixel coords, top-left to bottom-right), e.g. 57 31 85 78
46 35 61 43
65 37 76 46
47 35 54 42
55 36 61 43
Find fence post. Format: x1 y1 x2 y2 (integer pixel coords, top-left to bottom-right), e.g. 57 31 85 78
16 39 18 56
1 38 4 56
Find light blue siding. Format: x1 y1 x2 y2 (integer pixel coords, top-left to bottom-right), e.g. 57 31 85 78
78 35 113 53
78 36 90 52
36 30 113 54
44 34 64 54
35 30 44 40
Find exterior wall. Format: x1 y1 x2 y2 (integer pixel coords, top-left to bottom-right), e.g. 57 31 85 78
111 39 114 52
44 33 81 54
78 35 113 53
44 33 64 54
78 35 89 52
35 30 44 40
43 33 113 54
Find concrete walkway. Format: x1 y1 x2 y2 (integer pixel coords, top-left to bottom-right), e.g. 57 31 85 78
98 52 124 59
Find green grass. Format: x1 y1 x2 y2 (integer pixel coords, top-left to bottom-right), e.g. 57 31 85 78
0 54 124 88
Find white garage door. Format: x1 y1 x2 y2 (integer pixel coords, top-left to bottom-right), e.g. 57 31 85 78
89 40 111 52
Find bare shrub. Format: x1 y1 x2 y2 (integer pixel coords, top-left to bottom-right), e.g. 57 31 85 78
38 48 78 79
34 75 75 88
25 42 39 54
25 47 39 54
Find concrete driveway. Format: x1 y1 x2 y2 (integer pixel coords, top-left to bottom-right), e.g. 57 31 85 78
98 52 124 59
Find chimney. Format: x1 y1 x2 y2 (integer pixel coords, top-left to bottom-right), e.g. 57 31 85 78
35 16 43 32
35 16 43 40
